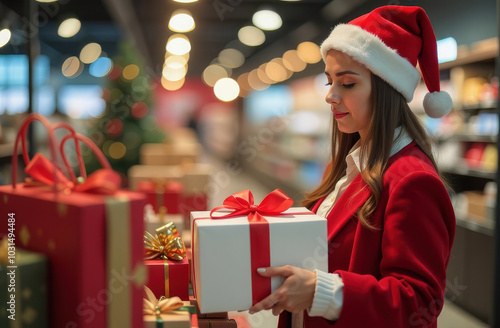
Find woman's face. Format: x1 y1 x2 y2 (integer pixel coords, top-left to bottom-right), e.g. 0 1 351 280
325 50 372 141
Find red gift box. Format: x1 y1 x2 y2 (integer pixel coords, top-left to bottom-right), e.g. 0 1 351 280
179 193 208 223
145 259 190 300
137 180 183 214
0 114 147 328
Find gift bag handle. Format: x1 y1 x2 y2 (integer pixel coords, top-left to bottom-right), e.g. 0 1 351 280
11 114 86 189
59 132 112 174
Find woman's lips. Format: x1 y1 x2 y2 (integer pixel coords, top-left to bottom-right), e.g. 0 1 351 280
333 111 349 119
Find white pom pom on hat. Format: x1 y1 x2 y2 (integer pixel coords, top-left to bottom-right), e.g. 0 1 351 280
320 5 453 118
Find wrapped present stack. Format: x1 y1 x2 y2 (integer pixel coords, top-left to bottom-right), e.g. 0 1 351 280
0 114 147 328
129 127 213 248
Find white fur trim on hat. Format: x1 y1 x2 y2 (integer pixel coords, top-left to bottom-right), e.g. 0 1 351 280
423 91 453 118
320 24 421 102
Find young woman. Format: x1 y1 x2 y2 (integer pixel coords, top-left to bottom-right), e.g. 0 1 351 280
249 6 456 328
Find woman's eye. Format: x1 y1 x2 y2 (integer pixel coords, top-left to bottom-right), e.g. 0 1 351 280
341 83 355 88
325 82 332 86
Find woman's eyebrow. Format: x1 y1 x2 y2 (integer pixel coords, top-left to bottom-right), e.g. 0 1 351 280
324 70 360 77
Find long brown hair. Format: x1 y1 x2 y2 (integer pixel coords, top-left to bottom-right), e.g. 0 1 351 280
302 73 444 229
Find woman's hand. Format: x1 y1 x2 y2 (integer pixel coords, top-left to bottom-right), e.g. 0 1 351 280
248 265 316 316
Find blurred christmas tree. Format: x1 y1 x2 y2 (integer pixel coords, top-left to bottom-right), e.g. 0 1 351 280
85 41 165 185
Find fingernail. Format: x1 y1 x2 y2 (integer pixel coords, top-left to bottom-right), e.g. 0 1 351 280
249 310 255 314
257 268 266 273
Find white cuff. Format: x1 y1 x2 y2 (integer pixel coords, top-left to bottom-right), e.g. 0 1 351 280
307 270 344 320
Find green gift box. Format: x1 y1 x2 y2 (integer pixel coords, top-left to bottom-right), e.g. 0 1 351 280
0 247 47 328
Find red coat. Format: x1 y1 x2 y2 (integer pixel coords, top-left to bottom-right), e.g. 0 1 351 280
278 142 455 328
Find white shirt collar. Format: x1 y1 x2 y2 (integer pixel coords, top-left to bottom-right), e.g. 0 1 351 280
346 126 413 174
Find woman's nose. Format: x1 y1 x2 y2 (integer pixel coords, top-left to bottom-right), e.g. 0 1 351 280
325 88 341 104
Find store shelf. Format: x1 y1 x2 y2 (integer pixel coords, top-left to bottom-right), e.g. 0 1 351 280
439 43 498 70
437 133 497 143
441 165 496 179
455 215 495 237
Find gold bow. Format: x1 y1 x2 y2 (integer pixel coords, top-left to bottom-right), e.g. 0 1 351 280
144 222 186 260
143 286 183 316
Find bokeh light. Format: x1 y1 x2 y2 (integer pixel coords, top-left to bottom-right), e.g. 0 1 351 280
214 78 240 102
131 102 148 118
238 26 265 47
0 29 12 48
62 56 83 78
169 9 195 33
89 57 113 77
252 10 282 31
202 64 228 87
58 18 81 38
161 76 185 91
218 48 245 69
122 64 140 80
109 142 126 159
297 41 322 64
248 69 270 91
162 65 187 81
166 34 191 56
282 49 307 72
105 119 123 137
80 43 102 64
165 55 188 69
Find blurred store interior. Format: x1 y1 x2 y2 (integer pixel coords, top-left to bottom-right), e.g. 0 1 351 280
0 0 499 327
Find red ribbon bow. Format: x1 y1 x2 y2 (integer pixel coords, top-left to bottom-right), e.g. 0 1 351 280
25 153 120 195
210 189 294 221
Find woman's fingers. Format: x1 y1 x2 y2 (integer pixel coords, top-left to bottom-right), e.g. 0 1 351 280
257 265 295 277
248 289 282 314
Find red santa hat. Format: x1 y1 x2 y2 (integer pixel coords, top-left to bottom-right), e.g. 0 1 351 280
320 5 452 118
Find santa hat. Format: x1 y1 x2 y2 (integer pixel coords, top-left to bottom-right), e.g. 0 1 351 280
320 5 452 118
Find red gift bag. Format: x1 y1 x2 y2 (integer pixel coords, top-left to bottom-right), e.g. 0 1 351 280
0 114 146 328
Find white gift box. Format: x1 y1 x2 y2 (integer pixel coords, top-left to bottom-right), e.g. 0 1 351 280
190 207 328 313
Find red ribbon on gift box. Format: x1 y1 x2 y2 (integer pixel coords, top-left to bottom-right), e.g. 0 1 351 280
193 189 309 307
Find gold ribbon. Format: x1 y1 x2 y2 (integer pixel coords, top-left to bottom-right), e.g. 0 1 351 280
143 286 183 316
144 222 186 261
144 222 186 299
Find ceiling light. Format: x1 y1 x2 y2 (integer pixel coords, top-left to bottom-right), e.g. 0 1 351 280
166 34 191 55
214 78 240 102
238 26 265 47
202 64 228 87
169 9 195 33
218 48 245 69
58 18 81 38
80 43 102 64
0 29 11 48
252 10 282 31
296 41 322 64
